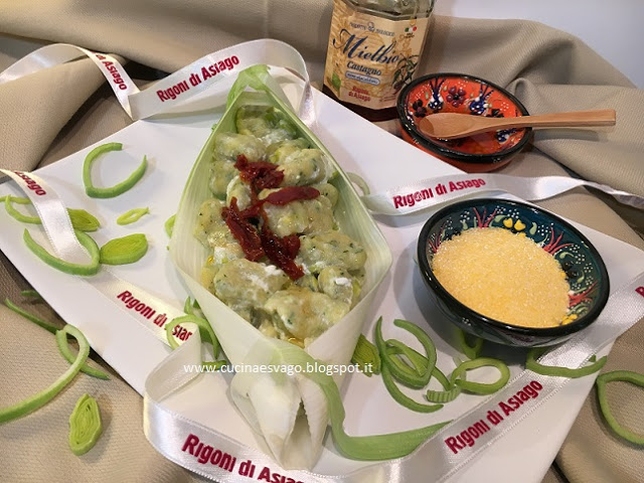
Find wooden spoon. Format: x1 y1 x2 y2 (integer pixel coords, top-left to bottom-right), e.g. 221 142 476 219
417 109 616 140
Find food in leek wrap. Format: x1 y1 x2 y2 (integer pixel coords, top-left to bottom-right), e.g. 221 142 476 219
196 106 366 346
169 83 391 470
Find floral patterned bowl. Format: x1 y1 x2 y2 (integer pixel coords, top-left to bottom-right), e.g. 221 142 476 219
397 73 532 173
416 198 610 347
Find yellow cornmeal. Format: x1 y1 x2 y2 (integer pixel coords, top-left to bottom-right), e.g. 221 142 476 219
432 227 570 328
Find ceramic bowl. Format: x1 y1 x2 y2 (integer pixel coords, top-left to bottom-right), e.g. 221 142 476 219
416 198 610 347
398 73 532 173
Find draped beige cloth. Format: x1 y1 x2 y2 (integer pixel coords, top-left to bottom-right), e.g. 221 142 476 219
1 2 643 482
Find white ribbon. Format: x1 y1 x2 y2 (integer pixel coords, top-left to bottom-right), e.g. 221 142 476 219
0 39 312 122
0 169 90 264
361 172 644 216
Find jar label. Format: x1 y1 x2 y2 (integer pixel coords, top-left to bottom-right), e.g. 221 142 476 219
324 0 430 111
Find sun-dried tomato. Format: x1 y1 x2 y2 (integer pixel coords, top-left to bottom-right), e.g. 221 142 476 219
281 233 301 260
238 202 263 222
222 198 264 261
262 186 320 206
234 155 284 191
261 225 304 280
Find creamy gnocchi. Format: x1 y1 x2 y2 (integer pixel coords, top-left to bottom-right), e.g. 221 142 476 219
195 105 367 346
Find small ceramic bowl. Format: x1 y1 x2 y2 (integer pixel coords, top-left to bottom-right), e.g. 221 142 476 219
398 73 532 173
416 198 610 347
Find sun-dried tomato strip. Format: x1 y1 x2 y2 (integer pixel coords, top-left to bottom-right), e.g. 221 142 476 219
262 186 320 206
261 225 304 280
238 202 263 222
234 155 284 191
282 233 301 260
222 198 264 261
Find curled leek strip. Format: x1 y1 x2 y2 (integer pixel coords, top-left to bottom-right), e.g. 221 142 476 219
183 296 203 316
82 142 148 199
374 318 443 412
116 207 149 226
4 196 100 232
5 297 109 379
4 195 39 223
426 366 462 403
450 357 511 395
384 339 427 386
20 289 42 299
386 340 430 372
165 314 221 359
392 318 437 386
23 229 101 276
56 329 110 380
384 340 458 403
4 297 59 334
0 324 89 423
182 299 208 328
99 233 148 265
596 370 644 446
375 318 422 388
183 297 193 314
164 214 176 238
527 348 607 378
426 385 462 404
378 347 463 404
456 328 484 360
431 366 451 390
381 364 444 413
351 334 381 376
375 318 436 389
4 295 109 380
68 393 102 455
277 345 451 460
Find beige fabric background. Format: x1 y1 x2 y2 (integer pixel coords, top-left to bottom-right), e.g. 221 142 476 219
1 2 643 482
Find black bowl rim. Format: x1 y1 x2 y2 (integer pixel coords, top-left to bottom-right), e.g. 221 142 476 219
398 73 533 164
416 198 611 338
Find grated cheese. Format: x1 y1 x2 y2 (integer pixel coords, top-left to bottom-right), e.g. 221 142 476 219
432 228 569 328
